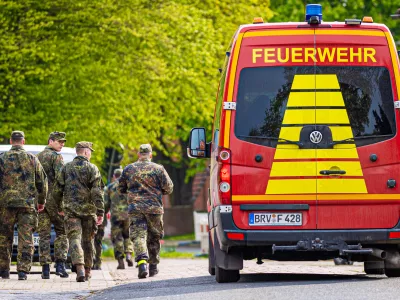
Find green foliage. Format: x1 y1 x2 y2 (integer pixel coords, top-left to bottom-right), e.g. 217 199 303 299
1 0 398 187
0 0 272 170
163 232 195 241
270 0 399 42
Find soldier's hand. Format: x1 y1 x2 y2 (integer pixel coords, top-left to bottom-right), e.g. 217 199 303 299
58 211 65 217
96 215 104 225
37 204 45 212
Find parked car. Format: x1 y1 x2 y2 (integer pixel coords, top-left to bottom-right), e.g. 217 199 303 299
0 144 76 262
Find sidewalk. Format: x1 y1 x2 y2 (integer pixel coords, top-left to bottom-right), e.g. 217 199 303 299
0 259 366 300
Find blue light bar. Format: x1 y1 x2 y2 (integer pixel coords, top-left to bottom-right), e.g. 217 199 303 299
306 4 322 23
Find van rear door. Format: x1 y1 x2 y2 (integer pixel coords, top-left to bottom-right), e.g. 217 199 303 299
230 29 318 230
315 28 400 229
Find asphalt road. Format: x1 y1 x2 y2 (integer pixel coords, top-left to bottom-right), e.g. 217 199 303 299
90 271 398 300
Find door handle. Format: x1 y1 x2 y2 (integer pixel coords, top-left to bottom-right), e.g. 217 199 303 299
319 170 346 175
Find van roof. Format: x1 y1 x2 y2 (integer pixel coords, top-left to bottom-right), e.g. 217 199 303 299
0 145 77 163
237 22 390 34
0 145 76 154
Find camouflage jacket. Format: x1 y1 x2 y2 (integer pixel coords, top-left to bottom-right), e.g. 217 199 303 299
118 157 173 214
0 145 48 208
37 146 64 210
105 179 128 220
53 156 104 217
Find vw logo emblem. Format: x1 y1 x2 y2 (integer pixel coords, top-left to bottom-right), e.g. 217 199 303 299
310 131 323 144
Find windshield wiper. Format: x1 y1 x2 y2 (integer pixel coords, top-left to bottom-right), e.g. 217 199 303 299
329 137 355 146
237 135 304 147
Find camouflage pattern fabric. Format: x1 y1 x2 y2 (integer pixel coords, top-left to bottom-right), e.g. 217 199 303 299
118 157 174 214
37 210 68 264
65 216 97 268
0 145 48 208
53 156 104 217
93 223 105 267
0 207 37 273
37 146 68 264
129 212 163 264
106 179 129 220
111 217 133 259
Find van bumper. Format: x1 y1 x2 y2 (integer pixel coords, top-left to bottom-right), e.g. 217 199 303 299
213 210 400 249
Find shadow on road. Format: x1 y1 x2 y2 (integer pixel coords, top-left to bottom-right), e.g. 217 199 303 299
90 272 385 299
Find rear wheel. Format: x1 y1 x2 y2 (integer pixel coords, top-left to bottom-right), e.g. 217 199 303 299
384 268 400 277
384 250 400 277
215 266 240 283
208 233 215 276
364 261 384 275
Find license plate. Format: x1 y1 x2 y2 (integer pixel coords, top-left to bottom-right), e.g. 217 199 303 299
249 212 302 226
13 236 40 246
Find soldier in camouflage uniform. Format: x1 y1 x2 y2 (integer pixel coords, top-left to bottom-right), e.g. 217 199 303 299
119 144 173 279
92 209 107 270
53 141 104 282
37 131 69 279
0 131 48 280
106 168 133 269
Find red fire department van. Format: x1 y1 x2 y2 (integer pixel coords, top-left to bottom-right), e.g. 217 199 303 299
188 4 400 283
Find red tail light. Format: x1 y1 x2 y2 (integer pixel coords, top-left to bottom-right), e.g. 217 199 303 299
389 232 400 239
227 232 244 240
218 148 232 205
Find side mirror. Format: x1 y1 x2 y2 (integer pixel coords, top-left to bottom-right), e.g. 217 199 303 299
187 127 209 158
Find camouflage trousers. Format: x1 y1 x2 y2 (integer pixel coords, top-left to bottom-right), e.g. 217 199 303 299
65 216 97 268
129 212 163 264
0 207 37 273
111 217 133 259
38 208 69 265
93 223 105 267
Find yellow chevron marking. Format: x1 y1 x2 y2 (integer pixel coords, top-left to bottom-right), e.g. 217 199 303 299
316 92 345 106
291 74 341 90
265 179 317 194
316 109 349 124
287 91 345 107
266 74 367 194
287 92 315 107
318 179 367 193
291 75 315 89
282 109 315 124
274 148 359 159
316 74 340 89
270 161 362 177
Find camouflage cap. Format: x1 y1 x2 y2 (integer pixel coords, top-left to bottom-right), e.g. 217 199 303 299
139 144 152 153
76 141 95 152
49 131 67 142
11 131 25 139
113 168 123 176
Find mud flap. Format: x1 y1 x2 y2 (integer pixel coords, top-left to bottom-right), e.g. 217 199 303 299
213 231 243 270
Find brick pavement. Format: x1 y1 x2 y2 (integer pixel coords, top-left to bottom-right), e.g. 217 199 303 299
0 259 367 299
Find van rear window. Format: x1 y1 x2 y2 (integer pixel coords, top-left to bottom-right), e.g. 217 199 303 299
234 66 395 148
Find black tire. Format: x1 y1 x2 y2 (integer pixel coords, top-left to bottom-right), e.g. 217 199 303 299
385 268 400 277
215 266 240 283
208 233 215 276
364 261 384 275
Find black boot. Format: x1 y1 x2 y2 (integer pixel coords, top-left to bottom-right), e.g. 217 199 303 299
149 264 158 277
117 258 125 270
41 264 50 279
138 262 148 279
126 253 134 267
18 271 27 280
55 261 69 278
0 270 10 279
